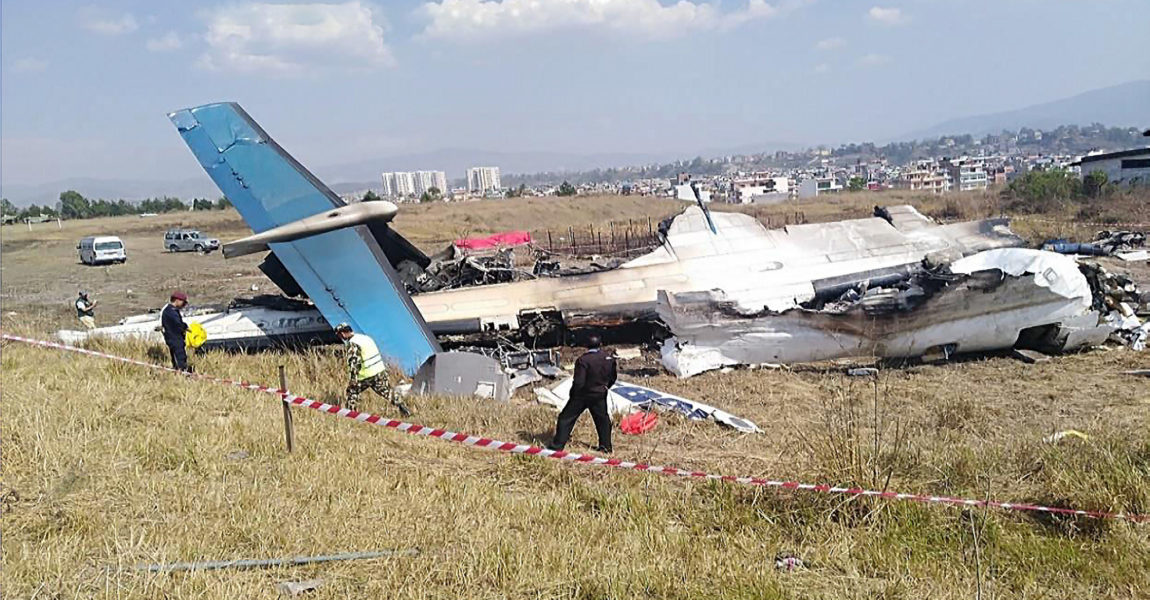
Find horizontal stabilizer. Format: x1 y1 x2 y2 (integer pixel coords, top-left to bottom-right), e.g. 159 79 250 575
223 201 399 259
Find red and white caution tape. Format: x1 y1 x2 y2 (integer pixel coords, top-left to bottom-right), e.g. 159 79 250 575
4 332 1147 523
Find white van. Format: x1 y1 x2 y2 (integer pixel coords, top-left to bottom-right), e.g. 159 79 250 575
77 236 127 265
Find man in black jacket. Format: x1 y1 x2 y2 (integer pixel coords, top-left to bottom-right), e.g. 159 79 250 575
548 335 616 453
161 291 191 372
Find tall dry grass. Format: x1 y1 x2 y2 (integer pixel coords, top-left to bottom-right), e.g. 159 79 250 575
3 323 1148 598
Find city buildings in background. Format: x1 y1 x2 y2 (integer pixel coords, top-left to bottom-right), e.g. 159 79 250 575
467 167 502 195
382 170 448 201
352 125 1147 205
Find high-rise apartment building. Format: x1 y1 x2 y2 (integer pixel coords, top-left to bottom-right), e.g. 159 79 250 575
466 166 502 194
413 171 448 196
383 170 445 199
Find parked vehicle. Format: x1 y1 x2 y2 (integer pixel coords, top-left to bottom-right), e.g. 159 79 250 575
164 229 220 253
77 236 127 265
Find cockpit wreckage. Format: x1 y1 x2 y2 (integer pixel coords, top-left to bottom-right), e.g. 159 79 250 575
59 103 1148 408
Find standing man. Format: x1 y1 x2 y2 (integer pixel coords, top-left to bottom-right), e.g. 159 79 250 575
549 335 616 453
75 291 98 329
335 322 410 416
161 291 192 372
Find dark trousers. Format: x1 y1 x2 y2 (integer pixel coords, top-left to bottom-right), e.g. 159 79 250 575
551 393 612 451
167 343 190 372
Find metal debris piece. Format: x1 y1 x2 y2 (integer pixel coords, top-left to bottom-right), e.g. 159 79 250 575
225 450 250 461
613 347 642 361
1116 250 1149 262
847 367 879 377
1011 349 1050 364
132 549 420 573
276 579 323 597
1044 430 1089 443
455 339 562 391
535 377 760 433
1093 230 1146 253
774 553 805 571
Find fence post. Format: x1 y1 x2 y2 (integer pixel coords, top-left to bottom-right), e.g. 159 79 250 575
279 365 294 453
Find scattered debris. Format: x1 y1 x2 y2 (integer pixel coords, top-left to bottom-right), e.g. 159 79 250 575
131 549 420 573
847 367 879 377
1080 262 1149 350
398 245 535 293
455 340 562 391
1117 250 1149 262
225 450 250 461
535 377 760 433
613 347 642 361
774 553 805 571
276 579 323 597
1011 349 1050 364
1093 230 1146 254
1044 430 1089 444
620 411 658 435
1043 231 1146 257
1041 239 1107 256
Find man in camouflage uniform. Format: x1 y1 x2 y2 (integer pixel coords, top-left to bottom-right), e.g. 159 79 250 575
336 322 411 416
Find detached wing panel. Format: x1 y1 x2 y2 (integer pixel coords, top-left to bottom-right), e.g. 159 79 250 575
169 102 439 373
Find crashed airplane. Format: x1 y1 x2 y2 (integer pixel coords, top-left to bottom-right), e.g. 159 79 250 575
59 102 1142 384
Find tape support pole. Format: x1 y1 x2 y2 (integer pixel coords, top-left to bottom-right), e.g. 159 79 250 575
3 333 1146 523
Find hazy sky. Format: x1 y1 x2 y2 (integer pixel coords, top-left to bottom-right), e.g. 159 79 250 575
2 0 1148 186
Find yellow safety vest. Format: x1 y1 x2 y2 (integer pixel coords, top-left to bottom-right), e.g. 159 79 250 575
349 333 386 380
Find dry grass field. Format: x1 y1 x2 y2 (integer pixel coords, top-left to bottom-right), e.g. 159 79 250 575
2 193 1149 598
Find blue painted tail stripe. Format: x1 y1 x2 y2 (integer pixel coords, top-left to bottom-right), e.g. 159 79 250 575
169 102 439 374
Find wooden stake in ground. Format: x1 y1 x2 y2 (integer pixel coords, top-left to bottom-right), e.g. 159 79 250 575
279 365 294 453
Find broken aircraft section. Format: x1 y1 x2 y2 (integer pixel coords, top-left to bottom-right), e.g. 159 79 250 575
58 102 1148 406
658 248 1118 377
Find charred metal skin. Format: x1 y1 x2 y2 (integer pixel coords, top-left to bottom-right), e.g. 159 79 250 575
223 201 399 258
658 249 1114 377
407 205 1023 337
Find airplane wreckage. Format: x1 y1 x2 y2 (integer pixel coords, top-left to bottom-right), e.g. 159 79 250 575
59 103 1149 417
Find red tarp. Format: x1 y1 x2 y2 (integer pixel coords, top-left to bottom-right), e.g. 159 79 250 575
454 230 533 250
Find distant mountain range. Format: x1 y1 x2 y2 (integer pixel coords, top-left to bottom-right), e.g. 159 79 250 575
4 80 1147 207
901 80 1149 141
